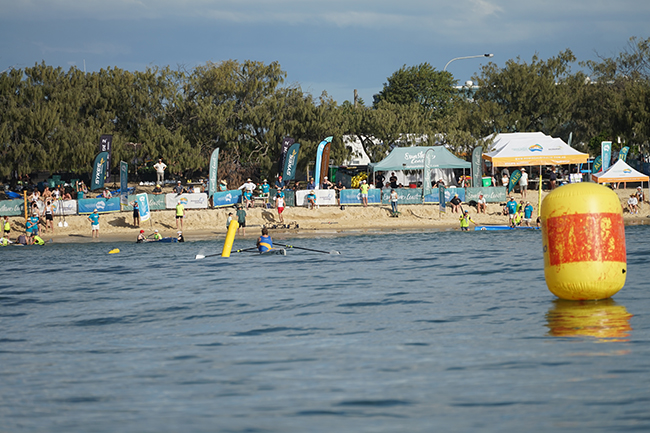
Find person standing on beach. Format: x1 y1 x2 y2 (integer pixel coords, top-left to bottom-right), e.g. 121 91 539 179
88 209 100 238
506 197 517 225
2 216 10 242
390 189 399 216
236 204 247 235
389 172 398 189
360 180 369 207
519 168 528 198
549 167 557 190
26 211 40 245
275 191 285 223
523 202 534 227
226 212 234 230
154 159 167 184
44 199 54 234
131 200 140 227
176 200 185 231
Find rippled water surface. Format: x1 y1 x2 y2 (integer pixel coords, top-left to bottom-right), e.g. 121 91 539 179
1 227 649 432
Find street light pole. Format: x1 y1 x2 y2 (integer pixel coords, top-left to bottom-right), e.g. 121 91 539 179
443 53 493 72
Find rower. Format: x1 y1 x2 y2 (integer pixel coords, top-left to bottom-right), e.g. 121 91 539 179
257 228 273 253
153 229 162 241
137 229 147 243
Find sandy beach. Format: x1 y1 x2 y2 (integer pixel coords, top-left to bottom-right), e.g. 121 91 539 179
5 186 648 243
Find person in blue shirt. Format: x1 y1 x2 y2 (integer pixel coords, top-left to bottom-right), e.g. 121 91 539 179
257 228 273 252
306 190 316 209
506 197 517 226
26 211 40 245
88 209 100 238
260 179 271 207
523 202 534 227
307 177 315 190
275 175 285 191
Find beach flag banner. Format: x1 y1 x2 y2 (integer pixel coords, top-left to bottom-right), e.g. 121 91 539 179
320 142 331 186
283 143 300 181
99 135 113 182
90 151 109 191
208 148 220 199
136 193 151 222
423 149 435 199
619 146 630 162
438 186 446 212
601 141 612 172
279 137 294 174
120 161 129 208
313 136 333 190
593 155 602 173
507 170 522 194
471 146 483 187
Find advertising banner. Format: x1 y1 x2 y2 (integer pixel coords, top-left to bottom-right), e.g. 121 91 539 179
619 146 630 162
472 146 483 187
165 193 209 209
339 188 381 205
465 187 507 203
136 193 150 222
381 188 425 205
507 169 522 194
279 137 294 173
120 161 129 207
601 141 612 172
439 186 446 212
90 151 108 191
423 148 435 198
283 143 300 181
593 155 602 173
51 199 77 216
208 147 219 198
295 189 337 207
99 134 113 182
0 199 25 216
313 136 333 190
320 142 331 186
212 190 243 208
78 197 121 214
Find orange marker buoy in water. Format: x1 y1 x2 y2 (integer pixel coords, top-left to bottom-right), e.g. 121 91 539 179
541 183 626 300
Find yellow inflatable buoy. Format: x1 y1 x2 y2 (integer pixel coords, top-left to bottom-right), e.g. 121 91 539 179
109 248 120 254
541 183 626 300
221 220 239 257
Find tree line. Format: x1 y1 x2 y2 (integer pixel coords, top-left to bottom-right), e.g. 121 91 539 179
1 36 649 185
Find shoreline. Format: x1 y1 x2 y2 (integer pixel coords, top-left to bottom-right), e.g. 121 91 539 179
4 187 648 244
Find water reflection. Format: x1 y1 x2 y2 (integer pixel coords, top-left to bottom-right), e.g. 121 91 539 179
546 299 633 342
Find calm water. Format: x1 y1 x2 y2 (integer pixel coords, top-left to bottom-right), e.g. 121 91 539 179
1 227 649 432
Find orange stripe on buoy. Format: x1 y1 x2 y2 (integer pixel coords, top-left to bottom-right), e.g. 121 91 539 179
545 213 626 266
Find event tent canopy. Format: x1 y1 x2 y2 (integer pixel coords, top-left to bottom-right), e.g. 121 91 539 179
482 132 588 167
370 146 471 171
591 159 649 183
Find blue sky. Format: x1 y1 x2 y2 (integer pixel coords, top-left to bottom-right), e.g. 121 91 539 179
1 0 649 105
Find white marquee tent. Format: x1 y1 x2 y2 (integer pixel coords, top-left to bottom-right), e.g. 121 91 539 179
482 132 589 167
591 159 649 184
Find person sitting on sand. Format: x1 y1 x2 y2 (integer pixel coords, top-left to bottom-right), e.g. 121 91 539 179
306 190 316 209
636 186 644 209
477 194 487 214
628 194 638 214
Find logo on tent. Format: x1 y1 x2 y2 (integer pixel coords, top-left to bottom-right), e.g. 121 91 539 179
623 168 632 173
529 144 543 152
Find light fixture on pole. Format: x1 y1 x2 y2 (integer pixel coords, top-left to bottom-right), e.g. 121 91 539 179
443 53 493 72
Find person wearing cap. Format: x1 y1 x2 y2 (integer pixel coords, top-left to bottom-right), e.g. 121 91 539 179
174 181 183 194
477 194 487 214
275 175 285 191
260 179 270 207
136 229 147 243
88 209 100 238
153 159 167 184
152 184 163 194
519 168 528 198
306 190 317 210
238 178 256 208
450 193 462 213
152 229 162 241
131 199 140 227
175 200 185 231
459 210 476 231
275 191 285 223
322 176 334 190
219 179 228 192
177 231 185 242
2 216 11 242
102 188 112 199
360 179 369 207
26 211 40 245
635 186 644 209
627 193 639 214
523 202 534 227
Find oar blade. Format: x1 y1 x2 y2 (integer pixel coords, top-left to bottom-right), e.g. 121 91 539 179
195 254 206 260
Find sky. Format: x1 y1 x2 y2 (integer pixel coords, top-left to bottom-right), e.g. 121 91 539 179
1 0 649 105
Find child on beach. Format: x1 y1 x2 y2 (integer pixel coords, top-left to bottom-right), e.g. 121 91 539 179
226 212 234 229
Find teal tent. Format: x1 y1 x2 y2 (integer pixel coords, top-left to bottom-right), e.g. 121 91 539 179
369 146 470 171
